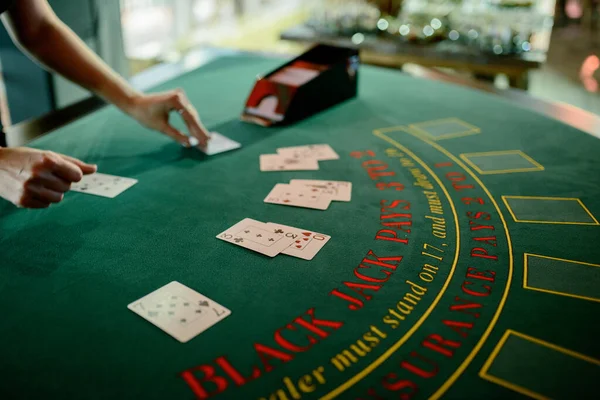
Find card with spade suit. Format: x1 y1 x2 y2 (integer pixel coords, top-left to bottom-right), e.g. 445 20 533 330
127 281 231 343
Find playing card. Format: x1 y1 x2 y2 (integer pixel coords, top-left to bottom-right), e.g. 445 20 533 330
70 173 138 198
128 281 231 343
277 144 339 161
267 222 331 260
216 218 295 257
264 184 332 211
268 67 320 86
260 154 319 172
290 179 352 202
245 95 284 122
197 132 241 156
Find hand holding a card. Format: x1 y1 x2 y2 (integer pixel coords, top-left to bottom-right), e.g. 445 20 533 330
125 89 211 148
0 147 97 208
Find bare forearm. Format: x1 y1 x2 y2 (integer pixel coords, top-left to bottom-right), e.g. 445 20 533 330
17 18 140 113
0 0 210 147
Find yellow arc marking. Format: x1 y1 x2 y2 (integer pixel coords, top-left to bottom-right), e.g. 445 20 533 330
319 130 461 400
321 125 514 400
397 126 514 400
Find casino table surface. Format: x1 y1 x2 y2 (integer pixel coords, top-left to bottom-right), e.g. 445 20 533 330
1 54 599 400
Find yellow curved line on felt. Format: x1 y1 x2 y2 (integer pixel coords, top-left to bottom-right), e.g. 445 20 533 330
319 130 461 400
407 128 514 400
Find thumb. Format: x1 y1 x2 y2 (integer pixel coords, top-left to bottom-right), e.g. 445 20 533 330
60 154 98 175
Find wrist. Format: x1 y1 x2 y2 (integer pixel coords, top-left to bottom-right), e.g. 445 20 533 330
110 88 143 116
117 92 143 116
94 76 143 116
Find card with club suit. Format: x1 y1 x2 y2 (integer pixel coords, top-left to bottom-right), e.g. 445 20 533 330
216 218 295 257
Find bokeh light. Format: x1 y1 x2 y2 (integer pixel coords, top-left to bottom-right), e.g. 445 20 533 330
377 18 389 31
351 33 365 44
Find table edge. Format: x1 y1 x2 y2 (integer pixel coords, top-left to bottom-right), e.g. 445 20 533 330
5 48 599 144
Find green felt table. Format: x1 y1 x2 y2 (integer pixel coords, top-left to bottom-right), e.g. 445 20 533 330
1 55 599 400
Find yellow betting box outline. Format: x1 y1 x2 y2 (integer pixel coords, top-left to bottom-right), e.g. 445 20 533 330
502 195 600 225
409 117 481 141
460 150 544 175
479 329 600 400
523 253 600 303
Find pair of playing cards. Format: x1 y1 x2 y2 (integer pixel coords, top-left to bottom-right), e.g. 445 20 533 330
71 173 138 198
216 218 331 260
259 144 339 172
264 179 352 210
128 281 231 343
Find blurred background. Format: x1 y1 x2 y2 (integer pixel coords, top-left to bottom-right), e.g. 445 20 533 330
0 0 598 128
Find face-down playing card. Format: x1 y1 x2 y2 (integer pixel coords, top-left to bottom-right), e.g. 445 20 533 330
195 132 241 156
127 281 231 343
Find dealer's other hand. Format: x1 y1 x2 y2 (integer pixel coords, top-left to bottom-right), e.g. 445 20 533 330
0 147 97 208
126 89 211 148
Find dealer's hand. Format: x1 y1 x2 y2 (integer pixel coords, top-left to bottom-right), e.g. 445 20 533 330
126 89 211 147
0 147 97 208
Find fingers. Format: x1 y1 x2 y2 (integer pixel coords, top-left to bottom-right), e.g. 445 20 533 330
18 193 51 209
24 180 64 204
169 90 210 146
44 153 84 182
160 124 192 147
20 199 51 209
59 154 97 175
34 186 64 204
182 108 211 147
32 173 71 193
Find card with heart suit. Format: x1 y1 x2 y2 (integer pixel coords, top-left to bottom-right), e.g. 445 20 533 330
264 184 332 210
127 281 231 343
216 218 295 257
260 154 319 172
290 180 352 202
194 132 241 156
267 222 331 260
277 144 339 161
70 173 138 198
